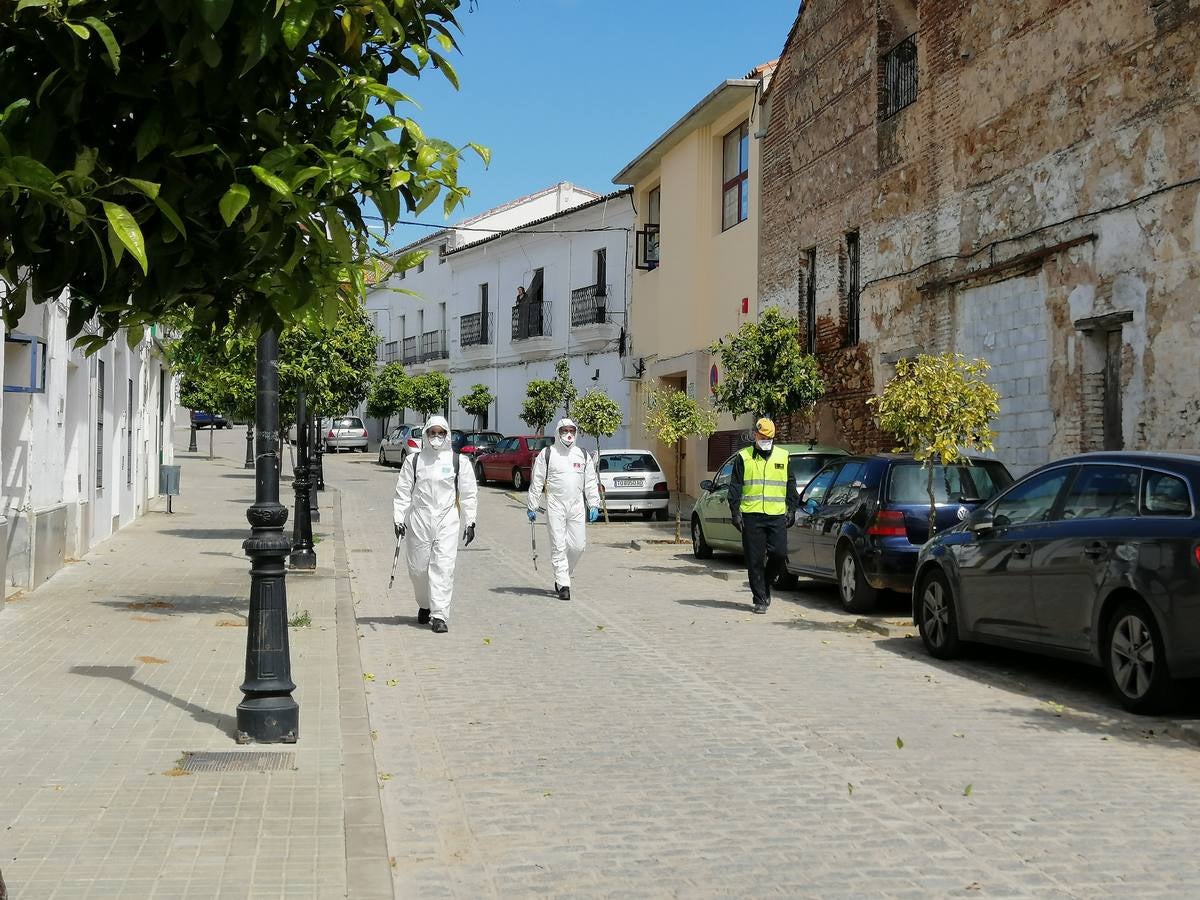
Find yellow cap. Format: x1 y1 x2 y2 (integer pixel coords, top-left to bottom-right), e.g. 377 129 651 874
754 418 775 438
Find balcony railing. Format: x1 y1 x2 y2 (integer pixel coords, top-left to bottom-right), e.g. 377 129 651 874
383 340 399 363
402 336 419 365
420 329 449 361
570 284 611 327
460 312 492 347
512 301 551 341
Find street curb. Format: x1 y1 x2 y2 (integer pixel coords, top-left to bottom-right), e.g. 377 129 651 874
1167 721 1200 749
328 489 395 900
854 617 919 638
630 539 692 551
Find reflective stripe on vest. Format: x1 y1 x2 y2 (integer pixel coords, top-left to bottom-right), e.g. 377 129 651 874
738 446 789 515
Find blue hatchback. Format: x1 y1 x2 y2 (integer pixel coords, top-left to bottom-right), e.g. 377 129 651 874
783 454 1014 612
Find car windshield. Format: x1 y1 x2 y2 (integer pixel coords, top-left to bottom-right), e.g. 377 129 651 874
528 437 554 451
600 453 661 473
333 418 363 429
789 455 838 484
886 462 1009 504
468 433 501 445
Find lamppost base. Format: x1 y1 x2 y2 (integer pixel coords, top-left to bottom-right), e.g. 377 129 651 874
235 697 299 744
288 548 317 570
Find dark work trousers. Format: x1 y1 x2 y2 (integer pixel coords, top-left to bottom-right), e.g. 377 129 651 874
740 512 789 606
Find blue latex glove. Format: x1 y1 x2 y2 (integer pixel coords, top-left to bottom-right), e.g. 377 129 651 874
527 509 537 522
588 507 600 523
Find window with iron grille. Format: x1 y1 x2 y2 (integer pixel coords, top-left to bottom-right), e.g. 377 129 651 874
845 232 860 347
880 34 918 118
637 187 661 270
96 360 105 492
721 121 750 231
127 378 134 486
803 248 817 355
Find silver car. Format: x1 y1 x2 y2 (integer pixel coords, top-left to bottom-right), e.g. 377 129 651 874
597 449 669 520
324 416 369 452
378 423 423 466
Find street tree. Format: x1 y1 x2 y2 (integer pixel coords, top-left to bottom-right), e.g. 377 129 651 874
458 383 495 430
407 372 450 421
645 388 718 542
572 389 623 523
868 352 1000 537
552 357 578 417
520 379 560 435
710 307 825 427
170 321 255 459
367 363 411 437
1 0 483 342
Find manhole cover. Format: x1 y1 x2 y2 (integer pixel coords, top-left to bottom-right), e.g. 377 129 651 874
180 751 296 773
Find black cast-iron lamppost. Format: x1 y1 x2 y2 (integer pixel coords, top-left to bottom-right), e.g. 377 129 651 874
314 419 326 490
243 422 254 469
289 390 317 570
187 420 198 453
238 329 299 744
307 417 321 523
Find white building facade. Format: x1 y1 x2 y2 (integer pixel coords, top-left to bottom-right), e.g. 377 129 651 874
365 184 638 447
1 298 177 596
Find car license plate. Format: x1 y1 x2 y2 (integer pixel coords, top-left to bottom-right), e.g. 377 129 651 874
614 478 641 487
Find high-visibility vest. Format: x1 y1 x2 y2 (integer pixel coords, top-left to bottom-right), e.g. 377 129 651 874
738 446 790 515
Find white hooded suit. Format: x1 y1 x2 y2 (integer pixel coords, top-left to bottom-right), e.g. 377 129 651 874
527 418 601 588
393 416 478 622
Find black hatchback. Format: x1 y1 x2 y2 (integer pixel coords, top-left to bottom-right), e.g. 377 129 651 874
913 452 1200 713
784 454 1014 612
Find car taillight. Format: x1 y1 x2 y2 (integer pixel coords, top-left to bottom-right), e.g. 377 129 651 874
463 445 476 453
653 481 668 493
1194 544 1200 568
326 430 335 438
407 438 419 448
867 508 907 537
361 429 368 438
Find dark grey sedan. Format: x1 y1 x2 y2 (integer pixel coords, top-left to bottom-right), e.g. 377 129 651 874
913 452 1200 713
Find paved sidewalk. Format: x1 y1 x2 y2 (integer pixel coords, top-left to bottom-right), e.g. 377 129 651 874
0 428 388 899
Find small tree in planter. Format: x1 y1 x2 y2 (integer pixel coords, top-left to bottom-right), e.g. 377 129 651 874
366 362 410 437
458 383 495 430
520 379 560 434
710 306 825 428
868 352 1000 538
573 389 623 523
645 388 718 542
407 372 451 421
552 357 578 416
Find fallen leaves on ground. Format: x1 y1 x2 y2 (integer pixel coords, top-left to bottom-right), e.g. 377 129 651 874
963 784 973 796
135 656 168 665
482 637 492 645
895 736 904 749
363 673 375 681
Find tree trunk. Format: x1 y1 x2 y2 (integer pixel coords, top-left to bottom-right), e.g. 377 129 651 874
208 423 214 460
675 442 683 543
597 437 610 524
927 462 937 540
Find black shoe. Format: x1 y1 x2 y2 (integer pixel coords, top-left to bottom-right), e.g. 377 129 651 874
417 608 430 624
557 586 571 601
430 618 448 634
751 603 768 615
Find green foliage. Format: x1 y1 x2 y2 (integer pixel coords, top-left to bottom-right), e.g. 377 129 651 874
0 0 484 340
551 357 578 416
457 383 494 428
868 352 1000 535
520 380 560 434
407 372 450 419
710 307 825 421
366 362 410 429
644 388 718 541
572 390 623 453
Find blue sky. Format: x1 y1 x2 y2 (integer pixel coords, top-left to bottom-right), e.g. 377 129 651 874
387 0 799 247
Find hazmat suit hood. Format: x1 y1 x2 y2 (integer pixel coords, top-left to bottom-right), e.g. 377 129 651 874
555 418 578 450
422 415 451 452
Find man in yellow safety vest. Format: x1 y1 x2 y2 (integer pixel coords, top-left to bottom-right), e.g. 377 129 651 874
728 417 798 614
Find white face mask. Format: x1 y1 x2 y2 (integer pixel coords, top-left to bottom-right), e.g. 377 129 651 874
756 439 773 452
560 432 576 447
428 435 446 449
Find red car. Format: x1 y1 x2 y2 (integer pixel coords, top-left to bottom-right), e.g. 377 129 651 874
475 435 555 490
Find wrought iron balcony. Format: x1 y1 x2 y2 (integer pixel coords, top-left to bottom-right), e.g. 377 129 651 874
420 330 449 361
460 312 492 347
401 336 419 366
570 284 611 327
512 301 551 341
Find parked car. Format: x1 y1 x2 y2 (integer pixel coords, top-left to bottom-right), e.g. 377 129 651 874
597 450 670 520
190 410 231 429
780 453 1013 612
692 444 848 560
287 417 330 444
378 423 422 466
458 431 503 458
476 435 555 489
913 451 1200 713
324 416 369 452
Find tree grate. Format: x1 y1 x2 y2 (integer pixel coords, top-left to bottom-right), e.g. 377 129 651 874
180 751 296 773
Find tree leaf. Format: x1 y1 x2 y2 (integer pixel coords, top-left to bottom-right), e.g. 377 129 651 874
199 0 235 32
9 156 57 189
281 0 317 50
83 17 120 72
963 784 973 796
468 142 492 167
219 184 251 226
65 21 90 40
16 0 52 9
172 143 219 158
327 213 353 262
250 165 292 198
102 201 148 274
122 178 160 200
153 196 187 239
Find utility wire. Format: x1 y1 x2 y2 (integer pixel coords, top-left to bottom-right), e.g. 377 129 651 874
364 215 632 235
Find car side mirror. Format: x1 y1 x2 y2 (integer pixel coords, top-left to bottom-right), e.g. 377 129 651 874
699 479 714 492
803 498 819 514
970 509 995 533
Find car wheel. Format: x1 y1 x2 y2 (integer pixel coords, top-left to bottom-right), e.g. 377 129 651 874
1104 599 1174 714
837 546 878 613
512 469 525 491
691 517 713 559
917 569 961 659
475 464 487 485
654 507 669 522
378 449 388 467
641 510 654 521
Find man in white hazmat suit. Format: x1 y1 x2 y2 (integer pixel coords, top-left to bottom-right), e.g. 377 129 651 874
526 418 601 601
392 415 478 633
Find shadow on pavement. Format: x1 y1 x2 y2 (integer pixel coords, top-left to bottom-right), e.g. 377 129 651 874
357 615 427 631
489 585 555 599
633 565 715 576
220 473 256 480
70 665 237 739
774 617 865 634
674 597 753 613
160 528 249 541
98 594 248 619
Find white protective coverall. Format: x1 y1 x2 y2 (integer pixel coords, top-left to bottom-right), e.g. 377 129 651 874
527 418 601 588
392 416 478 622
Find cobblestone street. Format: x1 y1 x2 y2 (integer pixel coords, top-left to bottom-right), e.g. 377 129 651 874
340 449 1200 897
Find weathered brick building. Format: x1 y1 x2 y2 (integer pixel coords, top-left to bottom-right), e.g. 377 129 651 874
758 0 1200 471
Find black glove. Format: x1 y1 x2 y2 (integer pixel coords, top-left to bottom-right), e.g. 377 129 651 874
732 512 744 533
785 512 796 528
394 522 405 539
463 523 475 546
